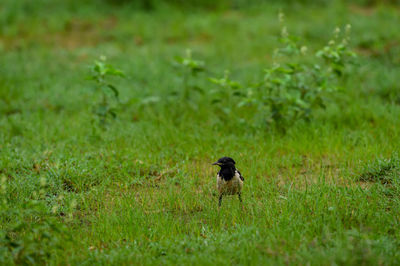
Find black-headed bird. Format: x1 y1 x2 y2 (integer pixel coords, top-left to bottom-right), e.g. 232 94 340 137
212 157 244 207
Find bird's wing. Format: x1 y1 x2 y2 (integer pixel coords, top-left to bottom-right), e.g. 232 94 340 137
237 170 244 181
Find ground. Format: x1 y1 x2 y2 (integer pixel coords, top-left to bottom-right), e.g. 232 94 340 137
1 1 400 265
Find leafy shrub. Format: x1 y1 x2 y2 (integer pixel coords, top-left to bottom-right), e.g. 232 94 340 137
0 202 69 265
209 70 243 119
87 56 125 128
173 49 206 101
209 13 357 132
0 176 72 265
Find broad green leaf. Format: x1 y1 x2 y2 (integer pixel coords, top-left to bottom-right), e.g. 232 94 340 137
107 84 119 99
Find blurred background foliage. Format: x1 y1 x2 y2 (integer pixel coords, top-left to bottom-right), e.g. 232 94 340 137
1 0 400 12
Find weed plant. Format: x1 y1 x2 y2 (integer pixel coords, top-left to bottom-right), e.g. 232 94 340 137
87 56 125 128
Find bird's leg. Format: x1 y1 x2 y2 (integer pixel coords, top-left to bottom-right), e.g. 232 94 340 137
218 194 223 207
238 193 244 211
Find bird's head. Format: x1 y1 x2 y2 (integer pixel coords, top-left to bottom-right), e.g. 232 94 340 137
212 157 236 168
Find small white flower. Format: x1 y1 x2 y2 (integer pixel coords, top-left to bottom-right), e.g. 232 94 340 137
300 46 308 55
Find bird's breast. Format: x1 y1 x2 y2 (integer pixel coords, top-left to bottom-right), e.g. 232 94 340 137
217 171 243 195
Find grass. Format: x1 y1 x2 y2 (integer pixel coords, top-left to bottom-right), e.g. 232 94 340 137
1 0 400 264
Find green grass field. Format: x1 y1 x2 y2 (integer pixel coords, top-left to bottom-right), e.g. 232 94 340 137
1 0 400 264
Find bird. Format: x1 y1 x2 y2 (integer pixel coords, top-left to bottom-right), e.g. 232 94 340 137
212 157 244 207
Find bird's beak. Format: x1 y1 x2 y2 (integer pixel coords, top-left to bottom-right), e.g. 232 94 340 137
212 162 221 166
